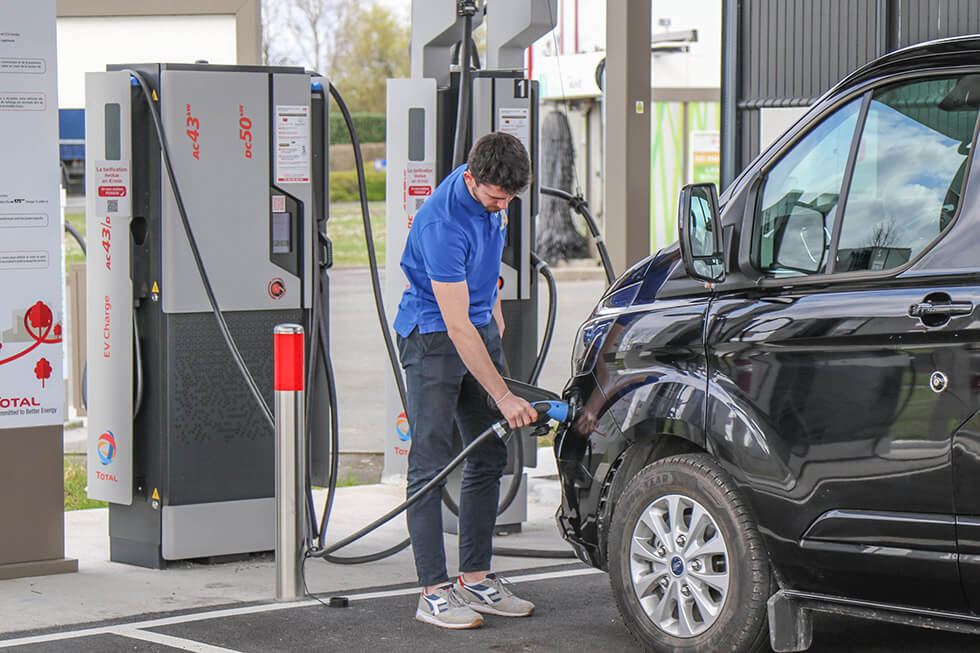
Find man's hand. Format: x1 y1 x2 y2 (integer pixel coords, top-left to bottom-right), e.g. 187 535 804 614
495 392 539 431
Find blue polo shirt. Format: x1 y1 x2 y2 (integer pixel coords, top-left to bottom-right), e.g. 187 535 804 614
393 164 506 337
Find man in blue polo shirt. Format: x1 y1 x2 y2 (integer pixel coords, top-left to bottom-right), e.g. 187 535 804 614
394 132 539 630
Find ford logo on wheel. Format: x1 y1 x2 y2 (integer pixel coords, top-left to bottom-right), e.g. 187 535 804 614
670 556 684 576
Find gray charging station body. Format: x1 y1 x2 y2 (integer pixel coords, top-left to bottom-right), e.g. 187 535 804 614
85 64 327 568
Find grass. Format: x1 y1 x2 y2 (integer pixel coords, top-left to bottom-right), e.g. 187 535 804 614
64 211 86 269
61 202 386 270
64 455 108 511
328 202 386 266
313 477 367 490
537 425 557 448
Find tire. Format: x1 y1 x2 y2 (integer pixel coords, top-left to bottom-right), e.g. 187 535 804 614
608 454 772 652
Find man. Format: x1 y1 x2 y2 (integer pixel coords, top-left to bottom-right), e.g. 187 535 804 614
393 132 540 629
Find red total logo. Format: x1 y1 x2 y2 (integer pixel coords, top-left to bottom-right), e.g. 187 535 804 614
0 396 40 409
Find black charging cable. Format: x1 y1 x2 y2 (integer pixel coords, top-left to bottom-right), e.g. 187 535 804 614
540 185 615 285
125 69 275 428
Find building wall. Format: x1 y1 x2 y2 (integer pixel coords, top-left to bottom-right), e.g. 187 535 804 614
55 0 261 108
57 15 237 108
651 101 720 252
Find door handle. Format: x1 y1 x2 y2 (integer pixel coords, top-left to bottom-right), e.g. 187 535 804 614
908 301 973 318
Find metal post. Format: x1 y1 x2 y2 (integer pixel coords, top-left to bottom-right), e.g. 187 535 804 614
274 324 305 601
720 0 739 192
604 0 651 272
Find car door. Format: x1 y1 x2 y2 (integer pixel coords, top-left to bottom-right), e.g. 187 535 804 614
705 73 980 611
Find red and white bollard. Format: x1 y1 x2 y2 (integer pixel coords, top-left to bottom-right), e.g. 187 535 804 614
274 324 305 601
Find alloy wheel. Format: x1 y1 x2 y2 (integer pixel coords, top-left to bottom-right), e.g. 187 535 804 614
628 493 731 637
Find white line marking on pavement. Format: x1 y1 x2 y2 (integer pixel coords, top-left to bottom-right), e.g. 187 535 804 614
113 628 244 653
0 566 603 649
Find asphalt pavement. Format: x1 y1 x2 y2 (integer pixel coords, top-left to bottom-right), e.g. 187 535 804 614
3 565 979 652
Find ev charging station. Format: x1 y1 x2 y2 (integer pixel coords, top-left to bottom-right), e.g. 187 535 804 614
384 0 557 531
85 64 329 568
81 0 563 570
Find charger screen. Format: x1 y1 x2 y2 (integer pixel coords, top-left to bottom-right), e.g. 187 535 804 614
272 212 291 254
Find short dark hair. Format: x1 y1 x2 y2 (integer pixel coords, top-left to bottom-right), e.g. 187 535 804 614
466 132 531 195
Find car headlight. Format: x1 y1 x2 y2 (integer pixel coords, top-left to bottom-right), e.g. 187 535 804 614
571 316 615 377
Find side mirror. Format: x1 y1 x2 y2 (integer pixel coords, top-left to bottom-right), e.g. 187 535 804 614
678 183 725 283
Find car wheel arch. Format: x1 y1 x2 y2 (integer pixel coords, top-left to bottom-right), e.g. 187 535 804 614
597 431 707 567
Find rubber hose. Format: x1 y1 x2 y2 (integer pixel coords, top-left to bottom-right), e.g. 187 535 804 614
64 221 86 254
452 8 476 168
308 420 508 559
132 316 143 416
440 428 524 518
327 83 407 414
312 83 414 563
528 253 556 386
125 69 274 428
69 221 89 410
539 185 615 285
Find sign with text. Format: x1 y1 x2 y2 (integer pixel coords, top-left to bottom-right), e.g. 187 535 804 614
0 0 63 429
690 130 720 185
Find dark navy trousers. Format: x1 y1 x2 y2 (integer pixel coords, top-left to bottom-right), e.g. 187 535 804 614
396 323 508 587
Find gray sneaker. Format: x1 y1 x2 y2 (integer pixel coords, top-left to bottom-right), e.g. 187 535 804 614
415 584 484 629
454 573 535 617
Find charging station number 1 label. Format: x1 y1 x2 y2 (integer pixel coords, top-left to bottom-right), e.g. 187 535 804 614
276 104 310 183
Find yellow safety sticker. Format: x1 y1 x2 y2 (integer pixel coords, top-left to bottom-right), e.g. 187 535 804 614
152 488 160 501
152 282 159 293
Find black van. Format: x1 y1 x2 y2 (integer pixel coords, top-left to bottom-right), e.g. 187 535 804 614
555 36 980 652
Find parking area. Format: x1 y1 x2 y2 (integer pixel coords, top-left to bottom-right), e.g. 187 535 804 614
3 564 979 652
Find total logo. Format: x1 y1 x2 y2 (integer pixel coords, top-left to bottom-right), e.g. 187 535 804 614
97 430 116 466
395 412 411 442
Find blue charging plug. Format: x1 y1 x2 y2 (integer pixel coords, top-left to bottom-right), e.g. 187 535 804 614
533 400 569 424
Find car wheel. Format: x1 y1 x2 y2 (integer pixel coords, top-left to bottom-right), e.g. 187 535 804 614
608 453 772 652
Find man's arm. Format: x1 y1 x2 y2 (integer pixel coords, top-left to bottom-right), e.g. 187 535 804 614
492 295 505 337
431 280 537 429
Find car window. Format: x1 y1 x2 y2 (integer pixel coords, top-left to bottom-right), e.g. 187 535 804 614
754 99 861 278
835 77 980 272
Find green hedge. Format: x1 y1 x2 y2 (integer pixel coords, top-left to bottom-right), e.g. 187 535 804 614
330 169 385 203
329 112 385 145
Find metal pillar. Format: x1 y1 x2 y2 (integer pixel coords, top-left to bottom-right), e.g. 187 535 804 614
604 0 651 272
720 0 738 191
274 324 305 601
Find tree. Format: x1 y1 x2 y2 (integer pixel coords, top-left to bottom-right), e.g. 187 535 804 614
536 111 589 263
261 0 282 65
329 2 410 113
286 0 349 74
